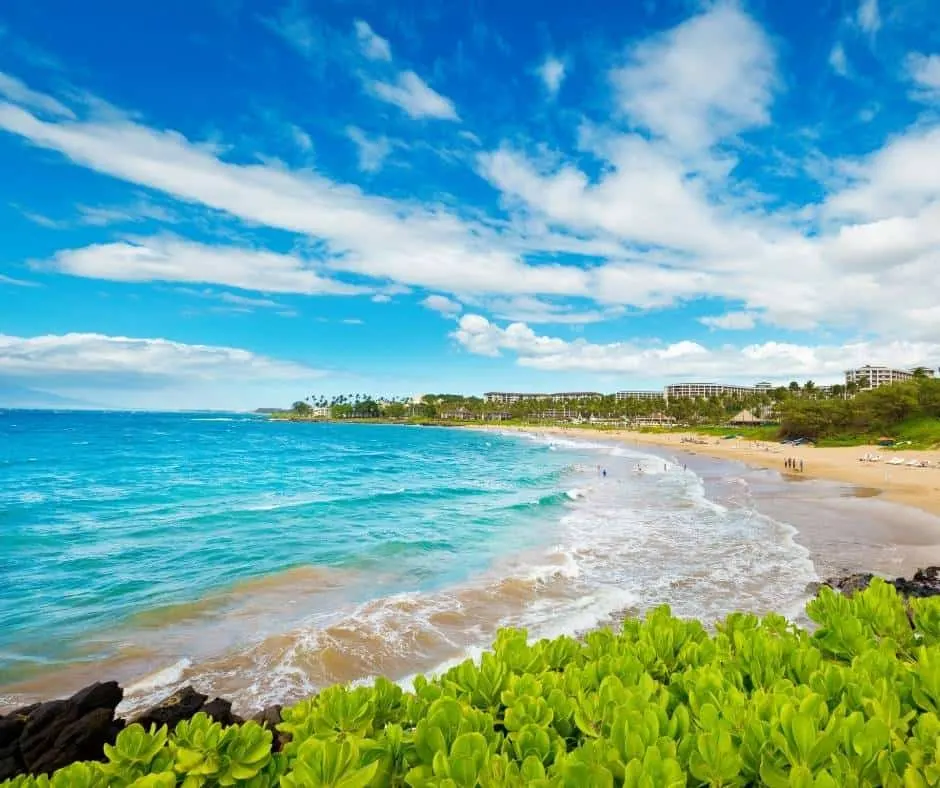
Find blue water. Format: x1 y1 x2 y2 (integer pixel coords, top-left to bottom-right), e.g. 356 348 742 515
0 413 576 672
0 411 819 713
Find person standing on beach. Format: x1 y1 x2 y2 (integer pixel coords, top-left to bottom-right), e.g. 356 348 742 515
800 459 804 473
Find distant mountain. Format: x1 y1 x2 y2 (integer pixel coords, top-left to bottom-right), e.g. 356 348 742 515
0 383 97 410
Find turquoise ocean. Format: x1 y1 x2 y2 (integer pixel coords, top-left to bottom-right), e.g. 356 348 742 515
0 411 817 714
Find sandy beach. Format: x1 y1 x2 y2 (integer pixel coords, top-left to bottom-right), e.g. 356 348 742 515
489 425 940 518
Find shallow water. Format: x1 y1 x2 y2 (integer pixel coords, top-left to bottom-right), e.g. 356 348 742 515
0 413 823 714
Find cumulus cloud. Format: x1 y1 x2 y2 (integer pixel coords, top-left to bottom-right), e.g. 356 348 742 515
41 237 364 295
610 1 776 151
368 71 459 120
537 56 566 96
354 20 391 61
422 294 463 316
452 314 940 381
0 333 320 381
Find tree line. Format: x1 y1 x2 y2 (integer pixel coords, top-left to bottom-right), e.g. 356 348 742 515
285 375 939 442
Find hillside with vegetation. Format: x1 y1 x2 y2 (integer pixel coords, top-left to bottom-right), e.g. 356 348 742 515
272 375 940 449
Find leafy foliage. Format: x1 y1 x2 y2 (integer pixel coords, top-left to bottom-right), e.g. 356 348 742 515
6 580 940 786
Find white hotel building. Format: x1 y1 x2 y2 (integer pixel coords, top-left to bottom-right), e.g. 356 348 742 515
844 365 934 390
664 383 757 400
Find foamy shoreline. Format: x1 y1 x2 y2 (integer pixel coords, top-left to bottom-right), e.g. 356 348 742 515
475 424 940 517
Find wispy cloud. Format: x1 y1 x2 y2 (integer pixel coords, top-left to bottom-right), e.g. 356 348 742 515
699 311 758 330
857 0 881 35
907 53 940 101
0 71 74 118
41 237 365 296
354 20 391 61
260 0 321 57
0 332 322 381
346 126 391 172
829 42 849 77
537 56 566 96
368 71 459 120
0 273 39 287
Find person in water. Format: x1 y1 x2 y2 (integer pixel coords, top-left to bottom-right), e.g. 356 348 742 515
602 468 607 477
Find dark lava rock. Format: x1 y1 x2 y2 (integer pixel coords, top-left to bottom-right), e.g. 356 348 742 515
894 566 940 598
19 701 80 771
821 566 940 598
70 681 123 715
825 572 875 596
132 686 207 730
0 715 25 749
250 704 282 729
28 707 117 776
250 705 286 752
0 754 23 783
201 697 242 727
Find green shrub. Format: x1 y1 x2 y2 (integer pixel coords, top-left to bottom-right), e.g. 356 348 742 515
6 579 940 786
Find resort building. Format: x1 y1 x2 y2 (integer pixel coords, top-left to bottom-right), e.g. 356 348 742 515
615 390 663 401
483 391 602 404
664 383 756 400
844 366 934 391
754 381 773 392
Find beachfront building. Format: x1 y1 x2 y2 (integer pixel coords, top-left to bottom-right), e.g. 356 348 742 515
631 414 677 428
844 365 933 391
754 381 773 392
664 383 756 400
483 391 602 404
615 390 663 401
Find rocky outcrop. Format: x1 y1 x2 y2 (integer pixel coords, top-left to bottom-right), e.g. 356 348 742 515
0 683 279 782
820 566 940 598
0 682 124 781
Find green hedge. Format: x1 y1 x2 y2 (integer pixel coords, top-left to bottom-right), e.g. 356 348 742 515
5 578 940 787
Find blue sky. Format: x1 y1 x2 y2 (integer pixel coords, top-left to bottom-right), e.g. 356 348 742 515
1 0 939 409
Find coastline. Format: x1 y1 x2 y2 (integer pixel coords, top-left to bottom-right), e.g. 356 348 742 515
477 424 940 518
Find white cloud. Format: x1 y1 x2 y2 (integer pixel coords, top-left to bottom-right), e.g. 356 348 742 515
422 294 463 316
289 123 313 152
829 43 849 77
452 314 940 380
42 237 364 296
0 71 74 118
699 311 758 330
369 71 459 120
0 333 320 381
0 94 586 298
483 295 616 325
346 126 391 172
610 1 776 151
354 20 391 61
176 287 287 311
907 53 940 101
371 294 392 303
537 57 566 96
0 273 39 287
342 317 364 324
857 0 881 35
261 0 321 56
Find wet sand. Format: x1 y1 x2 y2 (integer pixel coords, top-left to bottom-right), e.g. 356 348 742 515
492 426 940 516
493 425 940 579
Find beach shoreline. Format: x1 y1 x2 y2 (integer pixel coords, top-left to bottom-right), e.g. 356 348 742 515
475 424 940 518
